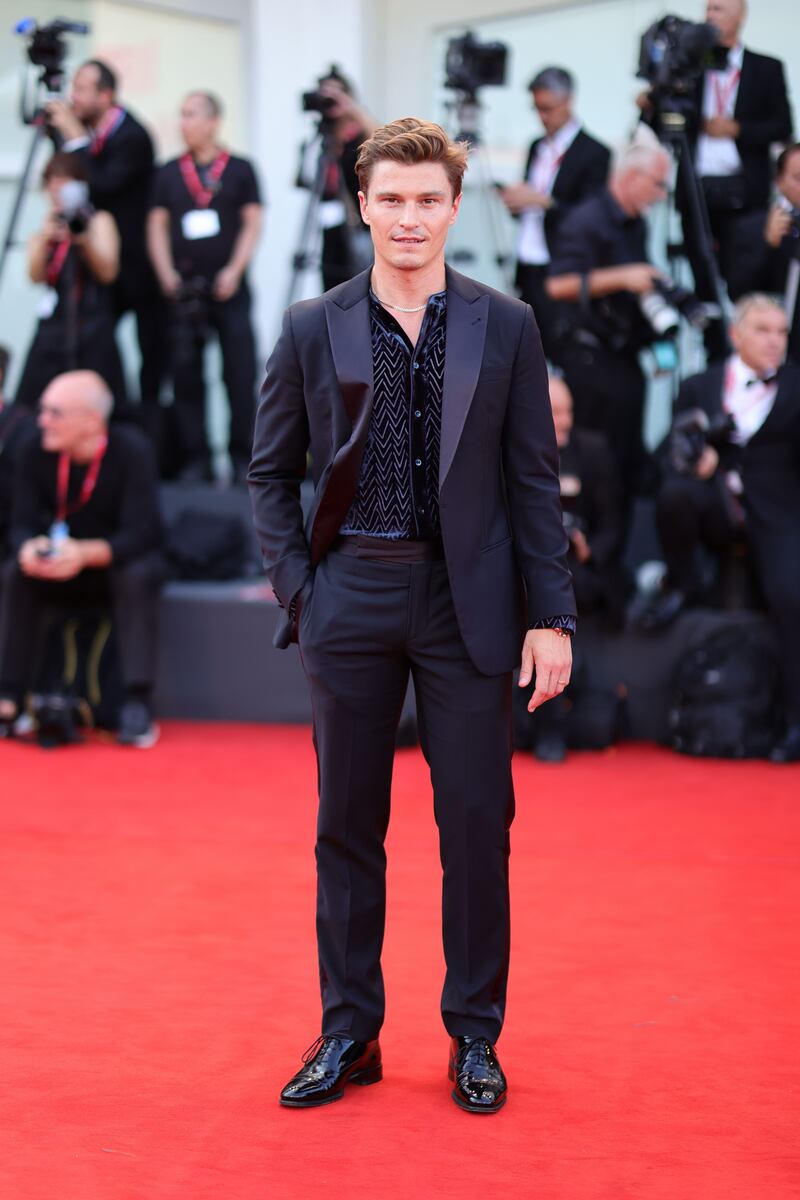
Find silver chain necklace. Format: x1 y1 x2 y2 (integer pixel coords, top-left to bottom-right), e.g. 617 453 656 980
373 295 429 314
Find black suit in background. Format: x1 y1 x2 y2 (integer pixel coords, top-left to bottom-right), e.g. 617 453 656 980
680 49 793 304
733 211 800 362
249 266 575 1042
516 129 610 363
65 111 166 406
657 364 800 724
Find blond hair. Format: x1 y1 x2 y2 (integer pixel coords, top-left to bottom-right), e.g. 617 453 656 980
356 118 469 198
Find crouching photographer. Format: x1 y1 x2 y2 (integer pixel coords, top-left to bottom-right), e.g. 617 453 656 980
650 294 800 761
0 371 165 747
15 153 126 410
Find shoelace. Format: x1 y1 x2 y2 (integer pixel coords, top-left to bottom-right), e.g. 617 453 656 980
459 1037 495 1075
301 1034 343 1066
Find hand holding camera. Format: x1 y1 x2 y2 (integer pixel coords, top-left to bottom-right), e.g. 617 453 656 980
44 98 85 142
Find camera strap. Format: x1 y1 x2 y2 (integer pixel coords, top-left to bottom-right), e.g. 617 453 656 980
90 106 125 156
46 239 71 287
179 151 231 208
710 68 741 118
55 435 108 525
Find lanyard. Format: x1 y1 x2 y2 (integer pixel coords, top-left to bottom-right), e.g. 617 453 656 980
179 151 230 208
711 68 741 118
46 238 71 287
55 436 108 524
531 141 565 195
90 105 125 156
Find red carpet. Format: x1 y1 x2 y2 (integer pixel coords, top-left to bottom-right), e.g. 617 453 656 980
1 725 798 1199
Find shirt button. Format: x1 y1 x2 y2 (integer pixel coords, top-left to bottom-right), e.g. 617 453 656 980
414 458 422 467
414 410 421 418
413 362 419 370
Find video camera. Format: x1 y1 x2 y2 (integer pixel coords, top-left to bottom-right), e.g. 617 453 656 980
444 31 508 98
637 14 723 136
14 17 89 102
302 64 349 120
668 407 735 475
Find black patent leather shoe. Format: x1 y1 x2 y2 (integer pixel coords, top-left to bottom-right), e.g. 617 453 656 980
279 1035 382 1108
449 1036 507 1114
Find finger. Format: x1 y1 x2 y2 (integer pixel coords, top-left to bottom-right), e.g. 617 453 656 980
518 641 535 687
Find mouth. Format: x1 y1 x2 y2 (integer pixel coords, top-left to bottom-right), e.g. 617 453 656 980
392 236 425 245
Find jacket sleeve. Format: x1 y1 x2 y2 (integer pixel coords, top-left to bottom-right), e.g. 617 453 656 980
248 307 312 609
503 304 576 624
107 433 162 564
69 124 154 205
737 59 793 149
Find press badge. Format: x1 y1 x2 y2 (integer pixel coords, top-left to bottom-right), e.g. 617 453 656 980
37 288 58 319
182 209 221 240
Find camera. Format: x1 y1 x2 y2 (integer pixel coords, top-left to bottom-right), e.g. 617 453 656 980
28 691 90 747
668 407 735 475
15 17 89 96
302 64 348 119
640 278 719 336
638 15 722 135
57 179 93 236
445 31 508 97
172 276 212 365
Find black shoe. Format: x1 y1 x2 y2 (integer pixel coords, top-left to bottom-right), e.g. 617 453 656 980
117 700 159 748
279 1035 382 1108
639 587 687 632
449 1036 507 1114
769 725 800 764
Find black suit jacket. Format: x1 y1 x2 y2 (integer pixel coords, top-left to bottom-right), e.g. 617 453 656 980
249 266 575 675
695 49 793 209
64 111 156 295
675 364 800 535
522 129 610 253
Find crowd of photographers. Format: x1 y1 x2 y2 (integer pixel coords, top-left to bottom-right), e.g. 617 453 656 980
1 0 800 759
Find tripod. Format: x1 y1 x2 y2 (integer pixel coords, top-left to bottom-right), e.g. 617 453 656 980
286 121 346 307
444 92 515 292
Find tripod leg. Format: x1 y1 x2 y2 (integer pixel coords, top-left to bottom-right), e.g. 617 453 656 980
0 121 47 291
286 137 337 308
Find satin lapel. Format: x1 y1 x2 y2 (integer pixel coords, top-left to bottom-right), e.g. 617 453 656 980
439 286 489 489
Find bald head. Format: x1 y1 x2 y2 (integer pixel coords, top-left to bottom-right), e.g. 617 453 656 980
705 0 746 48
38 371 113 456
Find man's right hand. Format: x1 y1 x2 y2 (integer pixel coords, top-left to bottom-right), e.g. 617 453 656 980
18 537 55 577
694 445 720 481
765 205 793 249
160 269 183 298
500 183 551 214
619 263 664 294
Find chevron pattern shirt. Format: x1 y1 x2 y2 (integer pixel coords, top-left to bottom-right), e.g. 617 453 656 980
340 289 446 541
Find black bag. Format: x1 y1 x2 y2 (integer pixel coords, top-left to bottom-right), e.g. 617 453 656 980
667 626 781 758
166 509 248 581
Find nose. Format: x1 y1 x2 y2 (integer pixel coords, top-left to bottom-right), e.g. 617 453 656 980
397 203 419 228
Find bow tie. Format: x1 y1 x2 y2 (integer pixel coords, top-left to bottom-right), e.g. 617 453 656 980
745 373 779 387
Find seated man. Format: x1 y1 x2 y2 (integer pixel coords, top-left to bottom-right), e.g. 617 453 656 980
651 294 800 762
0 371 164 746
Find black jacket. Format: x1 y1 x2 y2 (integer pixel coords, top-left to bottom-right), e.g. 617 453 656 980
248 266 575 674
523 129 610 253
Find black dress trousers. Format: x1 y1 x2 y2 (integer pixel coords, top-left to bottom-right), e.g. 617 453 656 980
297 547 515 1044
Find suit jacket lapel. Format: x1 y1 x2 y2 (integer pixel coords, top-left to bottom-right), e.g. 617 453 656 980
440 267 489 489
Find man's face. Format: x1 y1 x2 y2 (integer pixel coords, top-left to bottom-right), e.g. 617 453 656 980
730 305 788 376
627 157 670 214
179 95 218 151
532 88 572 138
38 383 100 453
705 0 745 46
70 66 109 123
778 150 800 211
359 161 461 274
549 380 574 446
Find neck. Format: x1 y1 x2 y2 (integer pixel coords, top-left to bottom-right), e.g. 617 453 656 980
88 102 115 130
721 33 741 49
370 259 447 308
69 431 105 464
191 142 220 164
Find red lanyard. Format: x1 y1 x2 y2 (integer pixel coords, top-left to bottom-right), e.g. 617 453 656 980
711 68 741 118
55 436 108 524
532 142 565 194
179 151 230 208
46 238 71 287
90 105 125 156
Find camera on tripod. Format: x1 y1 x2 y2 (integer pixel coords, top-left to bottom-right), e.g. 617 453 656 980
302 64 349 119
640 278 719 337
637 14 723 136
444 31 508 98
14 17 89 110
668 407 735 475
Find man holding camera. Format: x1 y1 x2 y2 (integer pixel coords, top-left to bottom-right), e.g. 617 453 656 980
0 371 163 746
46 60 164 409
148 92 263 482
652 294 800 762
545 132 671 506
500 67 610 364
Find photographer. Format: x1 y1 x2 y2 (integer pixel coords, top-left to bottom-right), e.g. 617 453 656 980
148 91 263 482
500 67 610 364
302 68 378 291
735 144 800 361
651 295 800 761
46 60 165 409
14 153 125 411
545 131 671 505
0 371 164 746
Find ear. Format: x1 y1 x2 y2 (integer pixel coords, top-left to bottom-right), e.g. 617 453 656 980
449 192 462 225
358 190 369 224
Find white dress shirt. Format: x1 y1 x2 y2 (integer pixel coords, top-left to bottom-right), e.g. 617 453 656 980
696 43 745 178
517 119 581 266
724 353 778 445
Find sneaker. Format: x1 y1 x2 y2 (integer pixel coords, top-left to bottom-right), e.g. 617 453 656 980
117 699 159 748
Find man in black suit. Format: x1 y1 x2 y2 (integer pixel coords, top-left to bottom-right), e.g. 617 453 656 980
652 294 800 762
249 118 575 1113
500 67 610 364
692 0 792 300
734 143 800 361
46 60 165 411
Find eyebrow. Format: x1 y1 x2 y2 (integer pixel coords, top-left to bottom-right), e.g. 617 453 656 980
373 190 448 200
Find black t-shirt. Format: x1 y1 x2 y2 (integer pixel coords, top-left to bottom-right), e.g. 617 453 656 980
150 153 261 280
548 187 655 352
10 425 162 564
